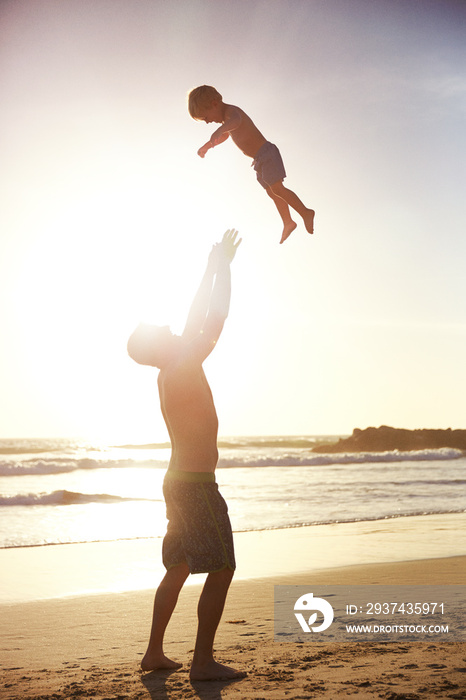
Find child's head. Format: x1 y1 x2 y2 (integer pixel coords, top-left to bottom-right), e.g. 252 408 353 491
188 85 223 120
127 323 176 369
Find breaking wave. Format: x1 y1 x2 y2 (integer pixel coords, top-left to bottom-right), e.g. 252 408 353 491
0 490 156 507
0 447 462 477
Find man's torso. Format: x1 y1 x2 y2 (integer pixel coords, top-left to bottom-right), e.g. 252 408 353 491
158 357 219 472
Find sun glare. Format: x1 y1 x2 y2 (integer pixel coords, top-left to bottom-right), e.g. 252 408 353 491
10 145 252 441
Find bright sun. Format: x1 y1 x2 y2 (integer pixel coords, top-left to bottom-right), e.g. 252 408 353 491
10 154 251 442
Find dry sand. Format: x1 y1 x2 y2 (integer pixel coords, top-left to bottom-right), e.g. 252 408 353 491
1 516 465 699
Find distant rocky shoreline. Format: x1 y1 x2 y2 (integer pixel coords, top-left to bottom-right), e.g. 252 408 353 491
312 426 466 453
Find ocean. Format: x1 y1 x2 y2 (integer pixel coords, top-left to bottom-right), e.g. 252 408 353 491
1 436 465 551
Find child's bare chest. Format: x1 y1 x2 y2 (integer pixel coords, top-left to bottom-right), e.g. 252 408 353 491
228 108 266 157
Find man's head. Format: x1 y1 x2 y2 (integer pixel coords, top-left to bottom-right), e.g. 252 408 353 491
188 85 223 122
127 323 177 369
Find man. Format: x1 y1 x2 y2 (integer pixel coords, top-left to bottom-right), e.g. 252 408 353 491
127 229 245 681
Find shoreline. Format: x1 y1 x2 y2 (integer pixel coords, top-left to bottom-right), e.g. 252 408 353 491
3 506 464 550
1 512 465 605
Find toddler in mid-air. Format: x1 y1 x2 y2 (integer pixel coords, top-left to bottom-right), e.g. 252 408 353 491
188 85 315 244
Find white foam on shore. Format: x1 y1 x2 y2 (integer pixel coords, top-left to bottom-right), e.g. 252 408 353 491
2 447 462 476
1 513 465 605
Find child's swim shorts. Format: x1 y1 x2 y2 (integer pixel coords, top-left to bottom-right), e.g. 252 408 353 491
252 141 286 188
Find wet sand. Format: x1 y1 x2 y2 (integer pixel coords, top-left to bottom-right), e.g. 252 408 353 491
1 515 465 699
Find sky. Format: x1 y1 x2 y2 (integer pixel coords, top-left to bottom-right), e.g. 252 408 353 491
1 0 465 443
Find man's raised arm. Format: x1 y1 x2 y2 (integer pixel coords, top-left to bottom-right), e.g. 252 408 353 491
207 229 241 322
182 245 218 340
182 230 241 355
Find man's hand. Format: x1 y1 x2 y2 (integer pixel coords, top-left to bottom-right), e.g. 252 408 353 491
218 229 242 264
197 141 211 158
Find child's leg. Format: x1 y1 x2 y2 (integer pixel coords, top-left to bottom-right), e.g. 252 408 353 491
269 181 315 235
266 187 297 244
141 562 190 671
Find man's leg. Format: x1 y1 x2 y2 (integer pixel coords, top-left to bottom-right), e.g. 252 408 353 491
141 562 190 671
269 180 315 236
190 567 246 681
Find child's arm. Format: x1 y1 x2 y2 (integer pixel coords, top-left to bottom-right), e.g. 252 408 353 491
198 132 229 158
197 106 242 158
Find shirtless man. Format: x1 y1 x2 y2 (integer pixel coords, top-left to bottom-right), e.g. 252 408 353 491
127 229 244 681
188 85 315 244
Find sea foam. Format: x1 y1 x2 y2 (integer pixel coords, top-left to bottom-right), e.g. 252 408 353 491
0 447 462 477
0 490 156 507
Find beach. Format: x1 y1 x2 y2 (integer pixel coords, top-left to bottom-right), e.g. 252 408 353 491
2 513 465 699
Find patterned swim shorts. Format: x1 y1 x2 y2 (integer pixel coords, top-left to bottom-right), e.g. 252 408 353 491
162 470 236 574
252 141 286 189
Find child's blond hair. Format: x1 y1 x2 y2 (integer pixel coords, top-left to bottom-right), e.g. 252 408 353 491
188 85 223 120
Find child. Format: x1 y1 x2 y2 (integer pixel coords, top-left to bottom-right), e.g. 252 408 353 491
188 85 315 244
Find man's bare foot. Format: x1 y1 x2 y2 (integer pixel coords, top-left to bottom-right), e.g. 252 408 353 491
304 208 315 234
190 660 247 681
141 651 182 672
279 220 297 244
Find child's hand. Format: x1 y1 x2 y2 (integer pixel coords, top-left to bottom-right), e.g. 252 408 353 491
197 142 211 158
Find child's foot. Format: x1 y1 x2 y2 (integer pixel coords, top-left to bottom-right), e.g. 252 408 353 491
279 220 297 244
141 651 182 672
190 660 247 681
303 209 315 234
